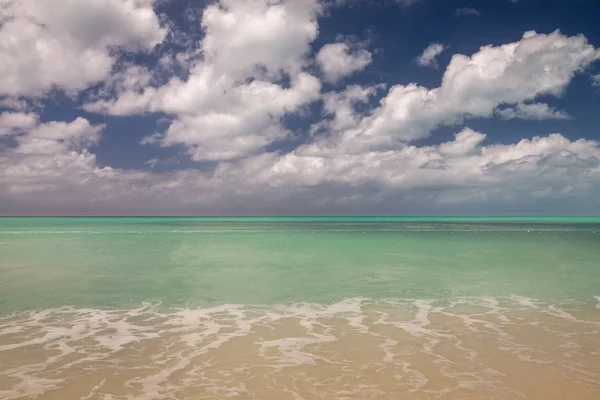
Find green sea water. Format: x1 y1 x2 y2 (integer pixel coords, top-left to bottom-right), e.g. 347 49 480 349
2 217 600 399
1 216 599 313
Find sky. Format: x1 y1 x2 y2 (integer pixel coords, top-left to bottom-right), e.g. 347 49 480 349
1 0 600 216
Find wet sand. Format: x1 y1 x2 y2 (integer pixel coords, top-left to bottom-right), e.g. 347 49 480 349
1 297 599 399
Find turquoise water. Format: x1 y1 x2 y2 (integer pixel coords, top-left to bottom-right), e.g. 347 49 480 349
2 217 600 399
1 217 599 312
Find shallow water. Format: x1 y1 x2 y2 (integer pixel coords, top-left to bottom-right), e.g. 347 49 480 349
1 217 599 399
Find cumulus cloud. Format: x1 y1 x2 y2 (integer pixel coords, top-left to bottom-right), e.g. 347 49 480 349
0 0 166 97
1 1 600 215
0 112 38 136
416 43 446 68
312 84 386 134
316 42 373 83
0 117 106 199
3 118 600 214
85 0 322 161
0 98 31 112
13 118 103 155
247 129 600 197
158 72 321 161
201 0 320 78
332 30 600 151
496 103 571 120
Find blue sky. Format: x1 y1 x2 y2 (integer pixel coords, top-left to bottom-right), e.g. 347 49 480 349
0 0 599 215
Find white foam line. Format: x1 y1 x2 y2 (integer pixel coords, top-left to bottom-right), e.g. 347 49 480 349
81 379 107 400
510 295 539 309
2 296 600 399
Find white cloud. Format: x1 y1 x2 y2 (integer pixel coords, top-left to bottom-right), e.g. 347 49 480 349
316 42 373 83
0 112 38 136
0 116 107 203
245 129 600 197
0 0 166 97
331 30 599 151
1 0 600 215
0 98 31 112
201 0 321 79
158 72 321 161
14 118 103 155
454 7 481 17
86 0 323 161
85 21 600 166
496 102 571 120
593 74 600 87
312 84 386 134
3 117 599 214
416 43 446 68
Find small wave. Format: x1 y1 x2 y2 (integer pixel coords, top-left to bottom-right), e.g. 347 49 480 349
1 297 599 399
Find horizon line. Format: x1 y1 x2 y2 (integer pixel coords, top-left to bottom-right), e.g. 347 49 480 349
1 215 599 218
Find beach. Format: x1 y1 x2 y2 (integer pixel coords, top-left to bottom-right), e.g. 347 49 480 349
1 217 599 399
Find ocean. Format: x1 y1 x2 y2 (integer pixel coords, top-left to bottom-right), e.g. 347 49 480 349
1 217 599 399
